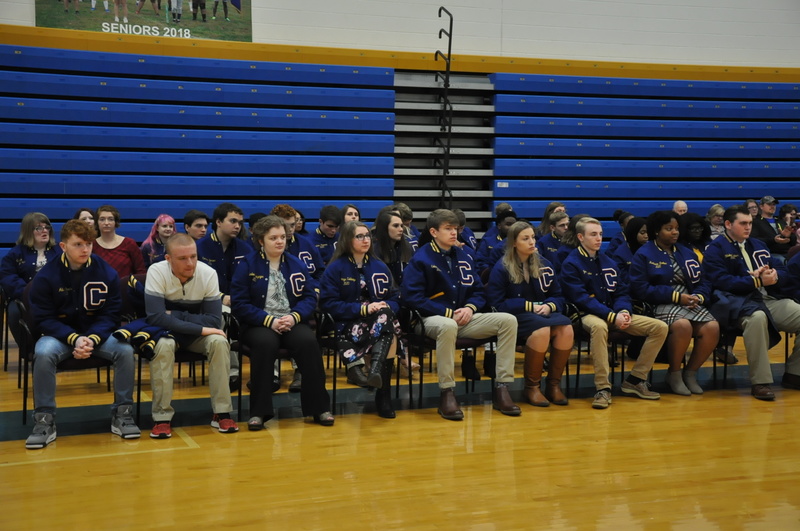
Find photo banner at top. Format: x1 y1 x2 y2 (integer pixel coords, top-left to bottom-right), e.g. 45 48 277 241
35 0 252 42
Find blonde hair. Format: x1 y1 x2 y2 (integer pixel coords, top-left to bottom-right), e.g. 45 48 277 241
502 221 542 284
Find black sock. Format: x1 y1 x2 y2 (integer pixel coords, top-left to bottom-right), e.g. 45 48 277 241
216 413 231 420
626 375 644 385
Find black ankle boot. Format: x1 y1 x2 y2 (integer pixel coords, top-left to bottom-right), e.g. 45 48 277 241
366 335 393 389
375 359 396 419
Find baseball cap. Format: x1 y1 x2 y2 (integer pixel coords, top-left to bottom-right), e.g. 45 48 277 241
761 196 779 205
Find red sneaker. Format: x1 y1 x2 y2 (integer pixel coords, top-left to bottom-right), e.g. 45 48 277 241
150 422 172 439
211 415 239 433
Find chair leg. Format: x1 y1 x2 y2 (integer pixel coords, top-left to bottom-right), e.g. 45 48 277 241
136 355 142 426
106 366 111 392
236 349 243 420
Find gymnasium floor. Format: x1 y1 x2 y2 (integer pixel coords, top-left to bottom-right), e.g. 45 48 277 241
2 339 799 530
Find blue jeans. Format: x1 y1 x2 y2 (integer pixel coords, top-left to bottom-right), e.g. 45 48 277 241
33 335 135 417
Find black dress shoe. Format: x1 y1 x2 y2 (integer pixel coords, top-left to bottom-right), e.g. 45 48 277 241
346 365 369 387
289 369 302 393
437 388 464 421
229 375 241 392
782 372 800 390
751 384 775 401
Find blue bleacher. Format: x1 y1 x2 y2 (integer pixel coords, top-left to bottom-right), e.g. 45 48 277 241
0 45 395 86
493 159 800 178
493 116 800 140
0 71 395 110
493 138 799 159
490 73 800 100
494 94 800 120
0 97 395 132
0 124 394 154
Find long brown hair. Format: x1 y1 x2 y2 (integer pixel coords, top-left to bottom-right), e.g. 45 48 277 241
502 221 542 284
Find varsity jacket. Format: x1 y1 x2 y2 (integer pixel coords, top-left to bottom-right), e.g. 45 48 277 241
231 250 318 329
286 232 325 278
309 226 338 265
475 233 504 272
400 241 484 318
604 232 626 259
486 256 565 315
561 245 631 324
0 244 61 300
140 238 166 268
536 233 562 266
320 254 400 320
196 231 251 296
29 253 121 346
461 226 478 250
783 252 800 302
703 232 786 298
629 241 710 305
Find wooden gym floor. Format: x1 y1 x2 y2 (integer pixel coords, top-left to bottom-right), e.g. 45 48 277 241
2 338 800 529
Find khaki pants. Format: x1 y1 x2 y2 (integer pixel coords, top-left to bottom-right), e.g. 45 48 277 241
740 298 800 385
422 312 518 389
150 335 232 422
582 314 668 390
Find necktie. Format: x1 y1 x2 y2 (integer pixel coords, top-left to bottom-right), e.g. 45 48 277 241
739 242 754 271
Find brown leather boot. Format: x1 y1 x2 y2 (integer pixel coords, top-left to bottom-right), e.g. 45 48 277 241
524 347 550 407
544 347 570 406
437 388 464 421
492 383 521 416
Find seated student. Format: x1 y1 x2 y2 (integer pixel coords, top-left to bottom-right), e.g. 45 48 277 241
561 217 668 409
247 212 268 250
294 209 308 235
604 209 634 258
784 252 800 302
679 212 712 262
554 213 590 271
231 216 333 429
320 221 404 418
610 216 647 283
703 204 800 400
535 201 567 237
93 205 146 278
482 202 513 244
371 209 414 285
487 221 573 407
401 209 521 420
452 208 478 250
72 207 97 234
394 202 420 251
536 211 569 265
341 203 361 223
0 212 62 350
630 210 719 395
26 220 139 448
140 214 175 268
197 202 251 389
475 210 517 274
145 233 238 438
309 205 341 264
183 209 210 241
271 204 325 278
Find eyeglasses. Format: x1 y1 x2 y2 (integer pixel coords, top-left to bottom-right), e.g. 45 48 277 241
354 234 372 241
34 225 51 233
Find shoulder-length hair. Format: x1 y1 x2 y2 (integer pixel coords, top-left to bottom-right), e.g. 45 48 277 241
560 213 590 248
502 221 542 284
330 221 373 263
373 210 412 264
536 201 566 235
142 214 175 248
18 212 56 248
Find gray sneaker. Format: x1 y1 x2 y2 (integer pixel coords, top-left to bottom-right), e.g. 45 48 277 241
592 389 612 409
621 380 661 400
111 405 141 439
26 412 57 449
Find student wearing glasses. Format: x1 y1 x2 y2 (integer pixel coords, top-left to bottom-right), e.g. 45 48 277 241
0 212 62 348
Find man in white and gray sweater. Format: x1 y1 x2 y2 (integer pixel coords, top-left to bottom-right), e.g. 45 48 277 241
144 233 239 439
